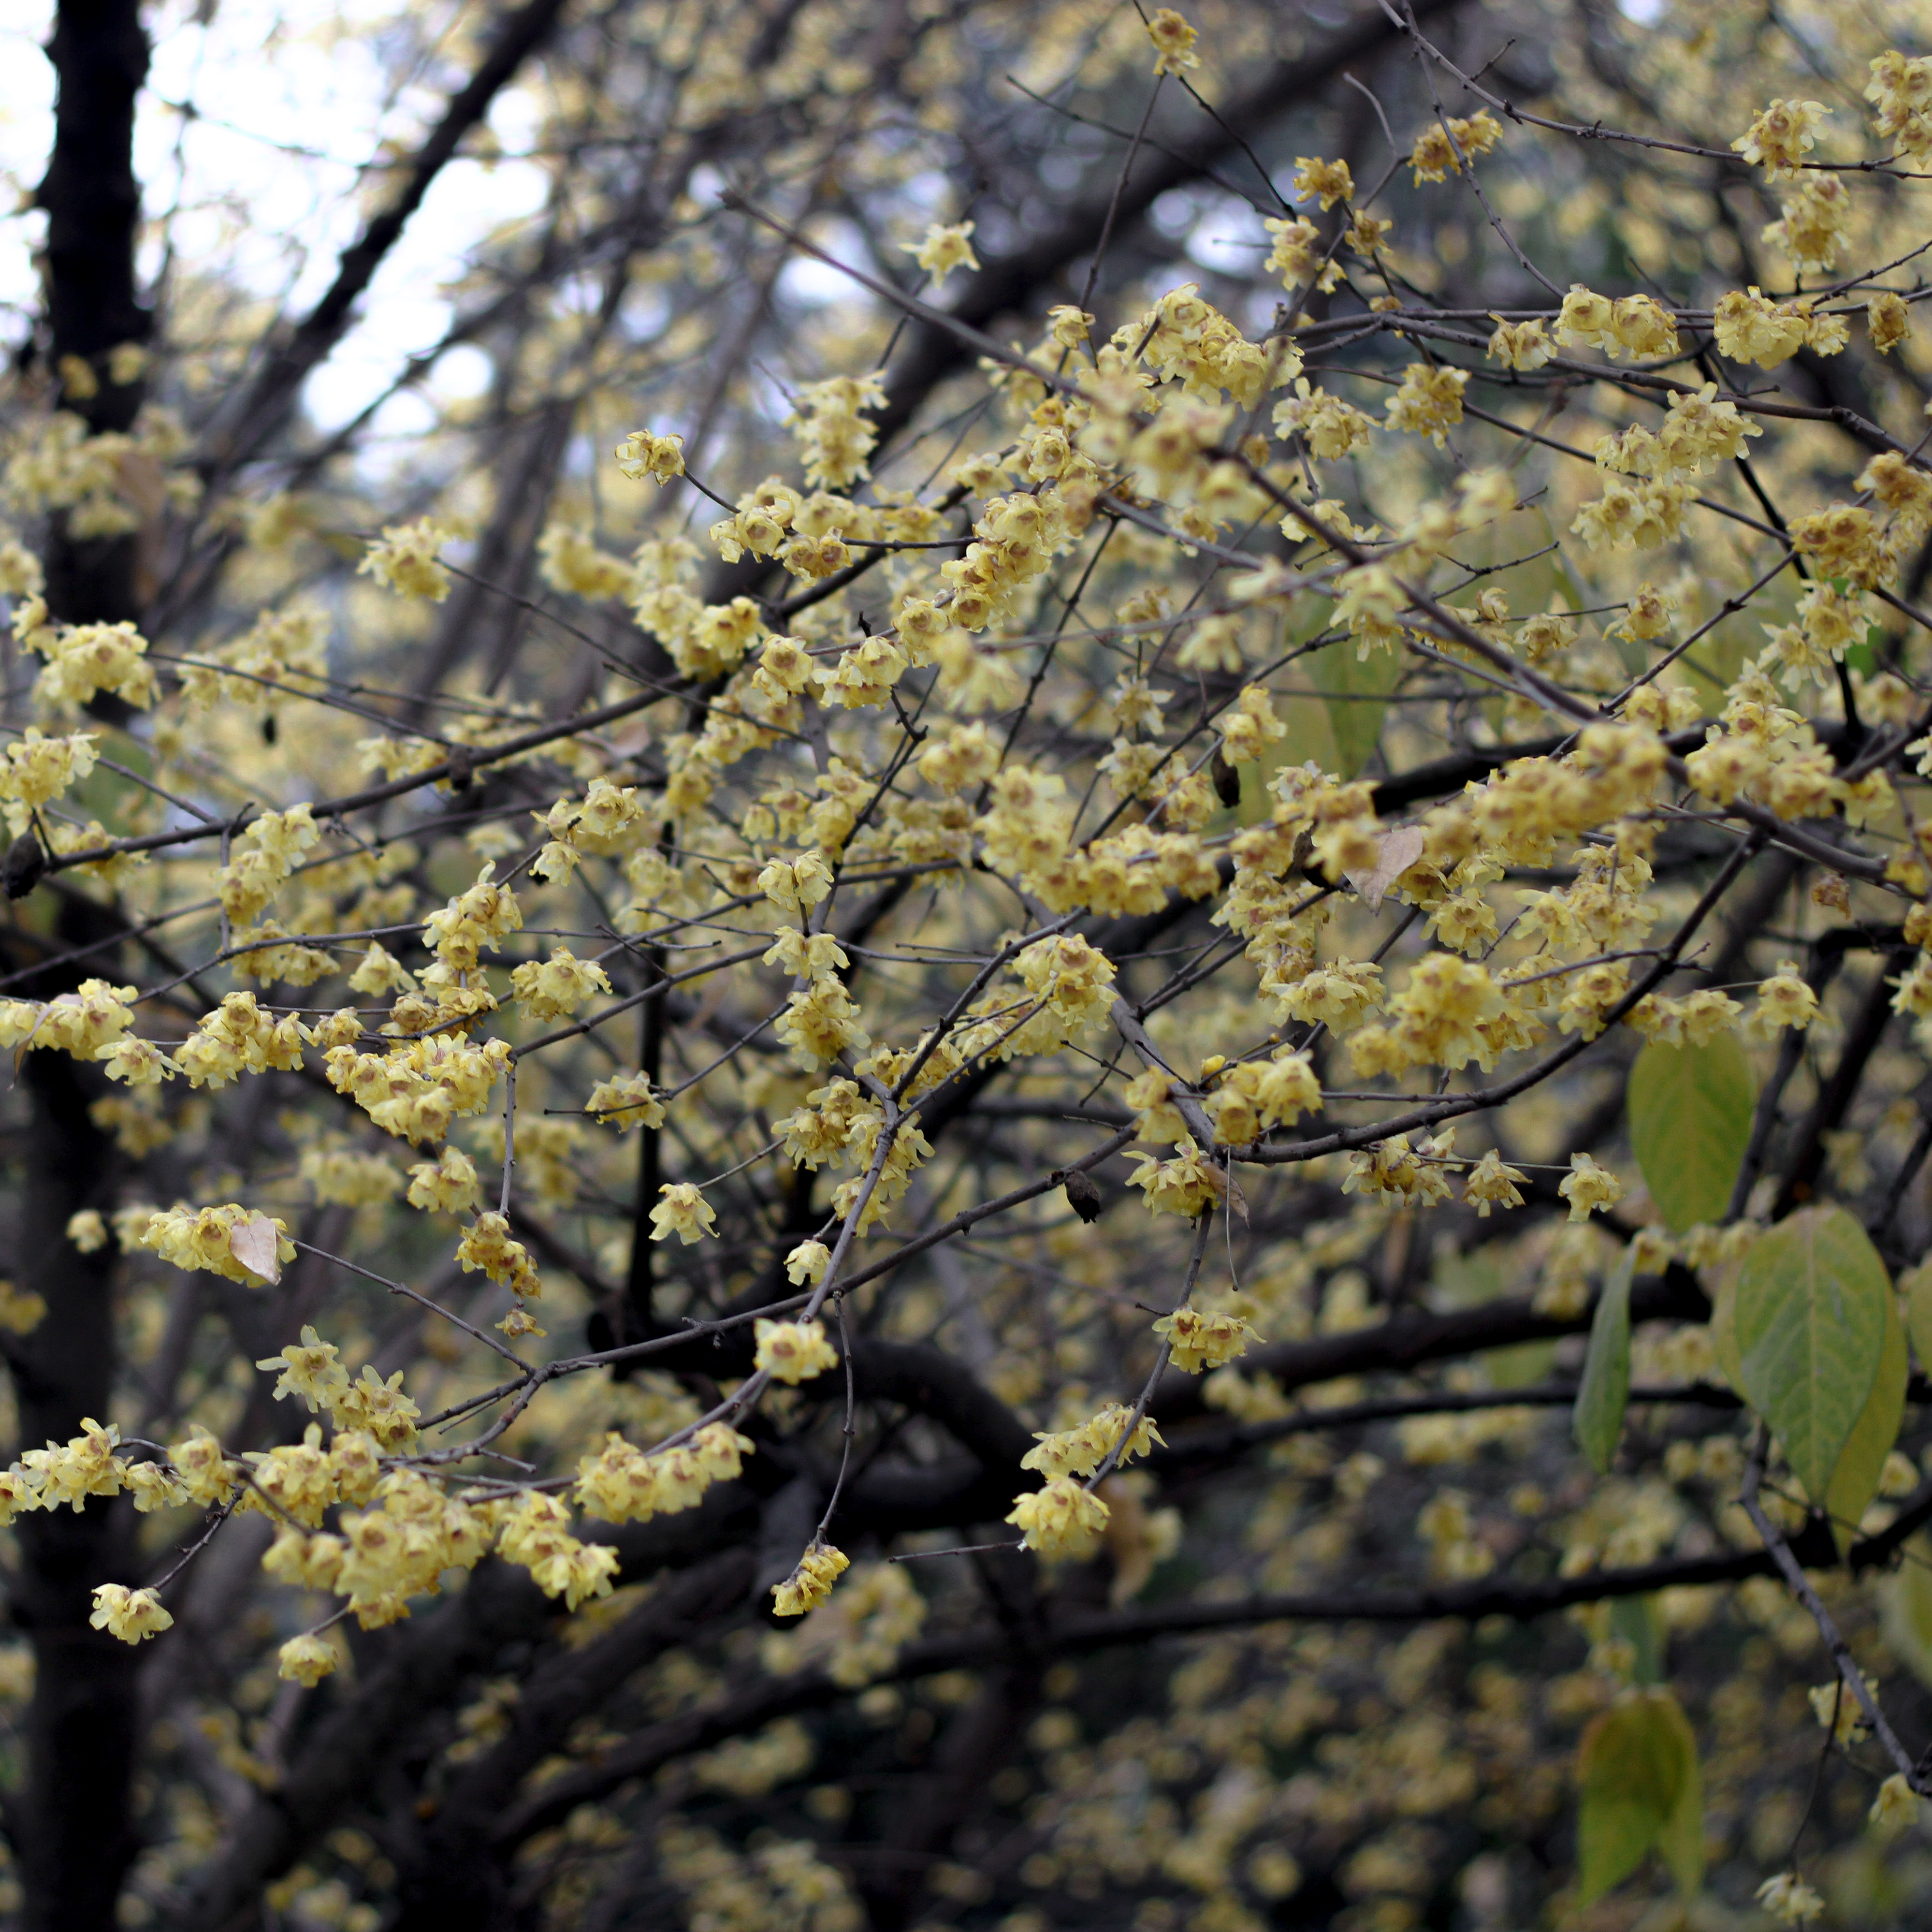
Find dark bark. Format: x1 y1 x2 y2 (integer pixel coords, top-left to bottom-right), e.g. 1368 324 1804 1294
11 1047 135 1932
36 0 150 626
15 6 151 1927
493 1483 1932 1853
173 1493 760 1932
1772 951 1916 1220
860 1667 1039 1932
387 1550 757 1932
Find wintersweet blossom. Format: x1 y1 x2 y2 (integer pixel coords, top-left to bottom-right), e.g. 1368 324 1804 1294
1154 1307 1261 1373
772 1542 849 1616
1006 1476 1110 1556
1144 7 1197 74
753 1318 840 1384
650 1182 717 1244
1559 1153 1625 1222
90 1585 173 1645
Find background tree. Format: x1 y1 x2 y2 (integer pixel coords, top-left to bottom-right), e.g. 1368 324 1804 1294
5 0 1932 1929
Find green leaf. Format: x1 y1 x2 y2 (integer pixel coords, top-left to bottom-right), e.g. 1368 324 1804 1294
1626 1036 1757 1234
1607 1594 1665 1687
1574 1251 1635 1473
1576 1688 1701 1903
1904 1263 1932 1373
1654 1698 1705 1899
1709 1260 1743 1393
1882 1535 1932 1693
1823 1284 1907 1555
1308 636 1402 777
1734 1206 1891 1505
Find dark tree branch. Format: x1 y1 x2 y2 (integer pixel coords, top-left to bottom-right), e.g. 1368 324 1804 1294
171 1494 760 1932
494 1484 1932 1850
388 1550 757 1932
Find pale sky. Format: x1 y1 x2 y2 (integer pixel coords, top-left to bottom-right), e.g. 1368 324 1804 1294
0 0 551 437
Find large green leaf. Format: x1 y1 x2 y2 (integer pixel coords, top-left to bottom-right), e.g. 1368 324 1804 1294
1574 1251 1635 1473
1823 1285 1907 1554
1607 1594 1665 1687
1576 1688 1703 1903
1654 1705 1706 1900
1905 1264 1932 1374
1709 1260 1743 1393
1883 1535 1932 1693
1627 1036 1757 1234
1733 1206 1891 1505
1307 637 1402 777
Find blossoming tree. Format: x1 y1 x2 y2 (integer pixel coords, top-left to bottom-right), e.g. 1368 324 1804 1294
7 0 1932 1926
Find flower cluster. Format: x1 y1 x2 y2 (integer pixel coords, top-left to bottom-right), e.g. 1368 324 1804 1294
1022 1403 1164 1477
1007 1476 1111 1556
771 1542 850 1616
574 1424 755 1523
359 519 454 601
753 1318 840 1383
137 1203 292 1285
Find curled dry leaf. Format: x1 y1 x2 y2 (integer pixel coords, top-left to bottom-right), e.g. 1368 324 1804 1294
228 1214 283 1286
1344 824 1425 912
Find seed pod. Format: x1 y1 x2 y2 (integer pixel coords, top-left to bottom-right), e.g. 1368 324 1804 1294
1212 749 1242 808
1060 1169 1103 1223
3 830 45 901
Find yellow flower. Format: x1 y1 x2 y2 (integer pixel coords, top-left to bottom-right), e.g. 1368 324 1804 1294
758 849 835 916
0 1281 46 1335
772 1542 849 1616
277 1633 340 1686
1556 285 1615 350
509 945 612 1021
66 1208 107 1252
1712 287 1810 368
904 221 977 281
1125 1139 1224 1218
358 519 454 601
1731 97 1830 178
753 1318 840 1385
1486 315 1553 370
1558 1152 1624 1223
454 1212 542 1299
1764 173 1852 272
586 1071 666 1131
1462 1150 1526 1217
1154 1307 1261 1373
613 429 684 483
1743 963 1819 1040
330 1368 422 1451
1409 110 1503 183
1869 290 1912 352
1755 1874 1825 1925
1292 155 1353 209
1007 1476 1110 1556
89 1584 173 1645
1872 1771 1923 1832
1145 7 1198 75
650 1181 717 1244
139 1203 292 1285
784 1240 831 1286
1022 1403 1164 1478
1384 364 1466 444
1262 216 1337 293
257 1326 351 1414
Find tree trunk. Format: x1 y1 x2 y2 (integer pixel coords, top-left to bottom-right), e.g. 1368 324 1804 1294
18 4 150 1926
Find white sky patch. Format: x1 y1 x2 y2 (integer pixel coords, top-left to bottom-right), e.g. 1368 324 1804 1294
0 0 550 438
